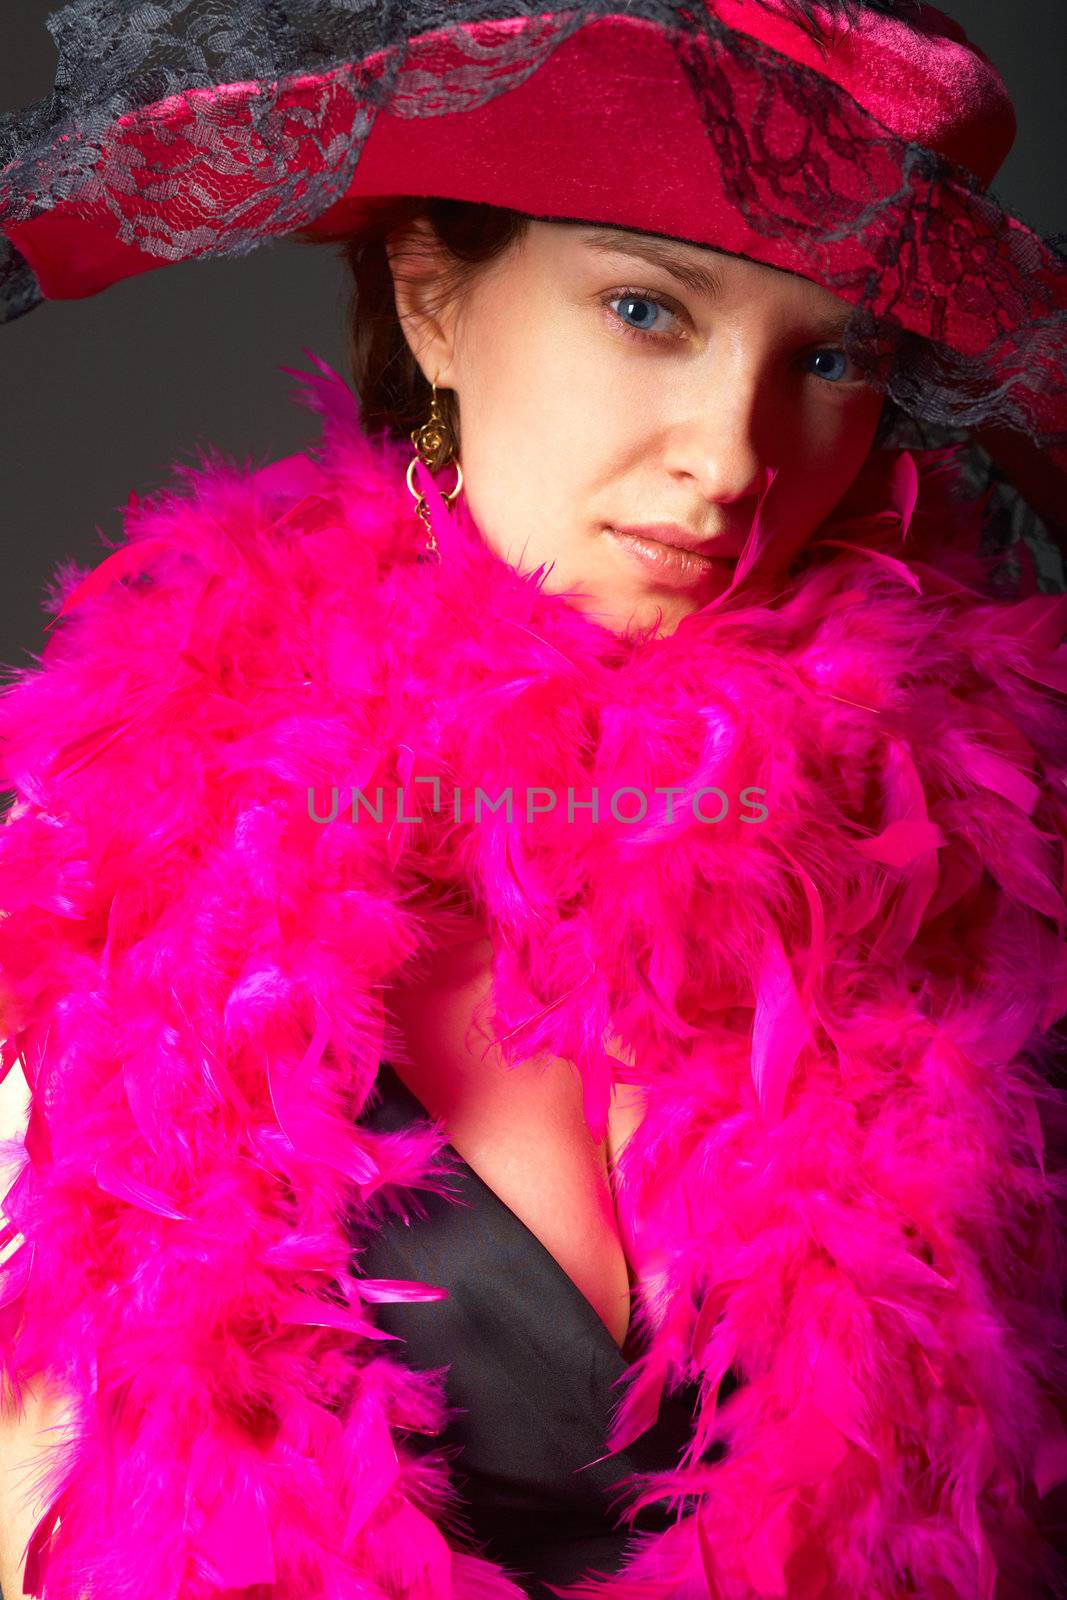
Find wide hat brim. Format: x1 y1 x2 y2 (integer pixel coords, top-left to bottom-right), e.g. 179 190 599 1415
1 2 1065 454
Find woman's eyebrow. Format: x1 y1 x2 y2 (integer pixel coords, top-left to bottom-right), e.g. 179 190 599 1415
577 227 852 337
579 226 727 299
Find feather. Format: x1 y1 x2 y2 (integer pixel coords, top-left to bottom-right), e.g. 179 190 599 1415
0 354 1063 1599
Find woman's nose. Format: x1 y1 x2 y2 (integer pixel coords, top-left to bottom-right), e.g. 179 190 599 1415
664 370 771 509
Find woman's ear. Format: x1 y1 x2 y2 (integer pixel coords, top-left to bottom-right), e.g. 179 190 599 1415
385 218 461 390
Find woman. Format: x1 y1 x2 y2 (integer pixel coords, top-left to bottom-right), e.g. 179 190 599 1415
0 2 1064 1597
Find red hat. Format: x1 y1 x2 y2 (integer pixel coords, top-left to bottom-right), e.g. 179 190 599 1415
1 0 1063 462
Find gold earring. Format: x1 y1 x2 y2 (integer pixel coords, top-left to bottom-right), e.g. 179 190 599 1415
406 380 464 560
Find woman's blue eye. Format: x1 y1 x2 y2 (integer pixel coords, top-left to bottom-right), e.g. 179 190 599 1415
606 292 680 339
806 349 851 383
604 292 860 385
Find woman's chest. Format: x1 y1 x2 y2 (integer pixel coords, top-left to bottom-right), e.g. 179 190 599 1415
382 922 646 1353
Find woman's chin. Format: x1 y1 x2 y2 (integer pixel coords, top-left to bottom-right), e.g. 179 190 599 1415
592 589 701 641
537 554 729 639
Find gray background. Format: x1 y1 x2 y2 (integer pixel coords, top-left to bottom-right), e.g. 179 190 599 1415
1 0 1064 673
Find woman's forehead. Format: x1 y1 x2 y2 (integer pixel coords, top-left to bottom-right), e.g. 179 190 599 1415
540 219 854 329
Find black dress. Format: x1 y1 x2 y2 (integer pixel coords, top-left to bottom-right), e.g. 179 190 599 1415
353 1060 731 1598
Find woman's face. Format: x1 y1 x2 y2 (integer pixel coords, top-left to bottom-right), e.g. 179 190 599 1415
391 219 886 638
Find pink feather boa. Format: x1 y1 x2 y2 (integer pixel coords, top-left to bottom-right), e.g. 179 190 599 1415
0 354 1065 1599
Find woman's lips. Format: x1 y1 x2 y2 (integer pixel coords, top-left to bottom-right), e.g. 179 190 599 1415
605 526 737 589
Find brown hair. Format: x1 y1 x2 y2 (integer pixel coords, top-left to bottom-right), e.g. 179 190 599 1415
293 196 900 459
